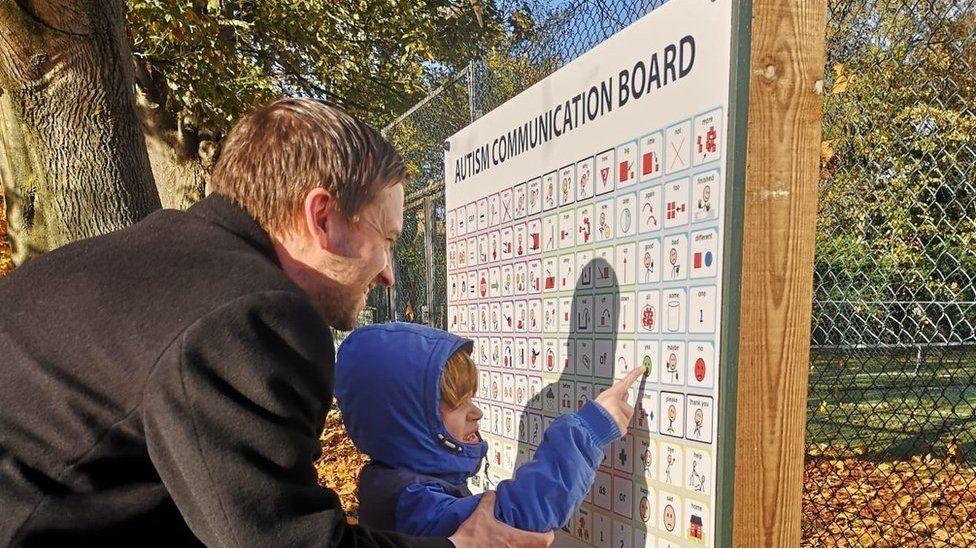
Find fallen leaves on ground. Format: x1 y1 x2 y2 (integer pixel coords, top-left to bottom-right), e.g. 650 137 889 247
316 416 976 546
0 194 12 277
315 410 369 523
802 456 976 547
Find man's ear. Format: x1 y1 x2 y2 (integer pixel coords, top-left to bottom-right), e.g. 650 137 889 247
302 188 336 252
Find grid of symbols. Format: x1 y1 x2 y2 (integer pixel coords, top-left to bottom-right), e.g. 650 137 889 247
445 107 723 547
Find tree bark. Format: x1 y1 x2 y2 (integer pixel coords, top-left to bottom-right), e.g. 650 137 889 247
0 0 160 264
0 89 46 264
132 58 214 210
144 129 208 210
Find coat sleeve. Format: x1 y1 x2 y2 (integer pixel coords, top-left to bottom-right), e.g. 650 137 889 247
142 291 451 547
493 400 620 532
395 483 484 537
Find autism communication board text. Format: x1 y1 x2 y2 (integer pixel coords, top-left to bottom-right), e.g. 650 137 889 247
444 0 734 546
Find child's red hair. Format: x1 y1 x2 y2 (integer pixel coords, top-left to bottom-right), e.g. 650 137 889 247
440 351 478 409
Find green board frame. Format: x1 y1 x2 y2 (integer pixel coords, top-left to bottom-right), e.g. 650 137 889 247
715 0 754 545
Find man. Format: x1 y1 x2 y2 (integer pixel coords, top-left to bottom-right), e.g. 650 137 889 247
0 99 552 547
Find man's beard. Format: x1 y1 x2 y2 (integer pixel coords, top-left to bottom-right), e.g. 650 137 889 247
312 281 362 331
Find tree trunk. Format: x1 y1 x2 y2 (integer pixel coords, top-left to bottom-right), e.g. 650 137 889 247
0 89 47 265
0 0 160 265
132 58 215 210
144 130 208 210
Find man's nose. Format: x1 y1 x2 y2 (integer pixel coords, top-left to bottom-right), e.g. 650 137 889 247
472 404 484 421
376 252 395 288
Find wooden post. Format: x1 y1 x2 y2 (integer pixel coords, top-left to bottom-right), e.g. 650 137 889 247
731 0 827 545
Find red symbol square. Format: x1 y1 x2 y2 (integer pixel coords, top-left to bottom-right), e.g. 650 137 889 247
666 201 686 220
642 152 656 175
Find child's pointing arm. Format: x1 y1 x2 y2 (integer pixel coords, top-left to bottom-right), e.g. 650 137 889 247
493 367 645 532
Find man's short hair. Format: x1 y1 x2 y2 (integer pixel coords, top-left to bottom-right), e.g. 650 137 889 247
211 98 407 233
441 350 478 410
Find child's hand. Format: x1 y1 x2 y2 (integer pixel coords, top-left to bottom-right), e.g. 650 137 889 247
594 367 645 436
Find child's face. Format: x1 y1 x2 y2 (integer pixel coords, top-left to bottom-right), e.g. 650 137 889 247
440 393 483 444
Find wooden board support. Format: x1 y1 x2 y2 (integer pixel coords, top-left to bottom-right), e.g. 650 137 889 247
730 0 828 545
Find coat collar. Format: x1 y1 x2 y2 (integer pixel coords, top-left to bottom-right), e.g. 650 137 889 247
187 193 280 266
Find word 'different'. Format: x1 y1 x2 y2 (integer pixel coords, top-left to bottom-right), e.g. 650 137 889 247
452 36 697 185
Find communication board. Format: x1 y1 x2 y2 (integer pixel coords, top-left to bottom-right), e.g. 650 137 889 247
443 0 736 546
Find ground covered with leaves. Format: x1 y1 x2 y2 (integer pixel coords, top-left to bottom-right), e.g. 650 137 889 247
315 415 976 546
0 195 12 276
314 411 369 522
803 456 976 547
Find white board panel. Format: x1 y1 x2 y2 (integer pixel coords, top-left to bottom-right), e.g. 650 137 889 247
444 0 733 546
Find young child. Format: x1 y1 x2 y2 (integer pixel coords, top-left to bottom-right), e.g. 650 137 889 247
334 322 643 536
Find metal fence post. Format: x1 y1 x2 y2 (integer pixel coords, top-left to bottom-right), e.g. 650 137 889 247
423 188 435 326
386 286 396 322
380 125 395 323
467 60 483 122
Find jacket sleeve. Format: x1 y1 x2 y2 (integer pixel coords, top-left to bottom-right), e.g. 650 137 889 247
493 400 620 532
395 483 484 537
142 291 451 547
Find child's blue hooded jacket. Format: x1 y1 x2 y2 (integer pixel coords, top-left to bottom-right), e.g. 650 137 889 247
334 322 620 537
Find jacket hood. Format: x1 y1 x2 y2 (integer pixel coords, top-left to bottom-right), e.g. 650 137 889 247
334 322 487 484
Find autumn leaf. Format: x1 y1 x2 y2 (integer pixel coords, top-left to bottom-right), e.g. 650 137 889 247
315 410 370 518
802 457 976 547
832 73 852 94
831 63 852 94
821 140 835 163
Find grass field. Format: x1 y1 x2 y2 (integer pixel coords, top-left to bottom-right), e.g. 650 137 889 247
806 346 976 462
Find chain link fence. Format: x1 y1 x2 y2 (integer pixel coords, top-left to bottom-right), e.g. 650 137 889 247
803 0 976 544
376 0 976 545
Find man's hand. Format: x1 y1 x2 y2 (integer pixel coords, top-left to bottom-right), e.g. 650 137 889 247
449 491 554 547
594 367 645 436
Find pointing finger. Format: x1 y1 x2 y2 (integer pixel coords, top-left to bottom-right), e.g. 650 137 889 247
613 366 646 393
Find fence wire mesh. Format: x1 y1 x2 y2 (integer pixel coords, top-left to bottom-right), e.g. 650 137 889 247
804 0 976 545
378 0 976 545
